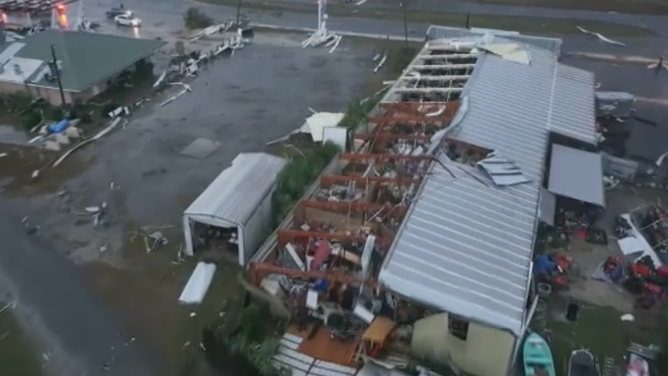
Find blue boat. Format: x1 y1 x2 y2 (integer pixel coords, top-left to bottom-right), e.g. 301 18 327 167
523 332 556 376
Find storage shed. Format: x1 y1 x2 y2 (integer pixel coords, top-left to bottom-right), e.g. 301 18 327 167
182 152 287 266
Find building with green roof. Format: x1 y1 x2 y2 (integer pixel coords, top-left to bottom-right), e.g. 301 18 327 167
0 29 166 105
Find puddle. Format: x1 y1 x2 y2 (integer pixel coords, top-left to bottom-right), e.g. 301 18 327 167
0 125 30 146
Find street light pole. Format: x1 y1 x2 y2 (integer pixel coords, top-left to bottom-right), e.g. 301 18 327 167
401 0 408 46
50 45 67 108
235 0 242 26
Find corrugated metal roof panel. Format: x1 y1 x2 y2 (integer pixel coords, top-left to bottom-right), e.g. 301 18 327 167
549 64 597 145
379 157 534 334
548 144 605 206
380 40 597 334
184 152 287 226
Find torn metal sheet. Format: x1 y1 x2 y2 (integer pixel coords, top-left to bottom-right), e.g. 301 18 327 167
107 106 129 118
479 43 530 64
52 117 125 167
305 112 345 142
576 26 626 47
152 70 167 88
374 54 387 73
160 83 192 107
178 262 217 305
476 151 531 186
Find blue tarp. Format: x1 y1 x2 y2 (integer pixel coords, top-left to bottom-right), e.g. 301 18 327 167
47 119 69 134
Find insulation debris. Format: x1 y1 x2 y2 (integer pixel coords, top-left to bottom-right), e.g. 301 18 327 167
576 26 626 47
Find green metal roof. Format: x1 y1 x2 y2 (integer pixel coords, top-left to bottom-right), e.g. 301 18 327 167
15 30 166 92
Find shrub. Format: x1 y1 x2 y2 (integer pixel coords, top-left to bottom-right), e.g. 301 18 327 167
184 7 214 29
20 110 42 130
271 142 340 225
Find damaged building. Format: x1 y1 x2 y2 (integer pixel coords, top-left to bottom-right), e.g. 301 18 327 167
247 29 602 376
0 29 165 105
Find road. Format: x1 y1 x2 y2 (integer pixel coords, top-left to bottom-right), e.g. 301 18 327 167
81 0 668 58
282 0 668 34
0 201 157 376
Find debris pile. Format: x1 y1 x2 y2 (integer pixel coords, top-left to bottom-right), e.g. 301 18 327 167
302 0 342 53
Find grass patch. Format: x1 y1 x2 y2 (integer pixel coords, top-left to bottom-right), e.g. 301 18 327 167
548 302 627 375
271 142 340 226
203 0 654 36
547 298 665 376
0 310 42 376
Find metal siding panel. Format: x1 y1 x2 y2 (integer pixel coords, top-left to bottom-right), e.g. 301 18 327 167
184 153 287 226
548 144 605 206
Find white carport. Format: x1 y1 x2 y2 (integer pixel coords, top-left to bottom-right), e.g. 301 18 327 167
548 144 605 206
182 152 287 266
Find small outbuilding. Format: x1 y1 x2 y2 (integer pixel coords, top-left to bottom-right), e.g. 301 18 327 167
182 152 287 266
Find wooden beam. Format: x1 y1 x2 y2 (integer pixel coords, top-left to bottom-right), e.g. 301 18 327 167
277 229 366 244
303 200 391 213
354 133 431 142
390 88 465 94
368 115 452 125
417 53 477 59
409 64 476 70
339 153 434 162
398 75 470 81
321 174 420 187
250 262 376 286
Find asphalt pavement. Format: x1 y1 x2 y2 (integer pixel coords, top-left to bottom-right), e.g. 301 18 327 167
0 201 157 376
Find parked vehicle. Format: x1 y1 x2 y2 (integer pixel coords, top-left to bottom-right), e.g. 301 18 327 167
114 14 141 27
568 349 600 376
106 8 133 18
523 332 556 376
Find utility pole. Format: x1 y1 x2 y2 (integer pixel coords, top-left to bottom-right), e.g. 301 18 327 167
401 0 408 46
465 11 471 29
50 45 67 108
235 0 242 26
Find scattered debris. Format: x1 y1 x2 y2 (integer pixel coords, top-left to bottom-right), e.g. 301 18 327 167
153 70 167 88
0 301 16 313
107 106 130 119
302 0 342 53
374 53 388 73
178 262 217 305
620 313 634 321
0 330 11 343
576 26 626 47
160 83 193 107
52 117 127 167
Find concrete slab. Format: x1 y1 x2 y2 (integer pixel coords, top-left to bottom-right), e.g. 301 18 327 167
179 138 222 159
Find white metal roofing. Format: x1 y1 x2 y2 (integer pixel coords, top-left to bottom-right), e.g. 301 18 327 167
549 65 597 145
425 25 563 56
548 144 605 206
380 40 595 335
184 152 287 226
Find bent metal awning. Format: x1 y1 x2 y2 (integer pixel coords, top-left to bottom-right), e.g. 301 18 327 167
548 144 605 206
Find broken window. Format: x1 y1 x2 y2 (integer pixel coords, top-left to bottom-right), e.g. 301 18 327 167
448 315 469 341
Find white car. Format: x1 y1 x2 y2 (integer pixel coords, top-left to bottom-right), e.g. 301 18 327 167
114 14 141 27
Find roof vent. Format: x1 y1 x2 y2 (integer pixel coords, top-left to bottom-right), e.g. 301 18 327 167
476 151 530 186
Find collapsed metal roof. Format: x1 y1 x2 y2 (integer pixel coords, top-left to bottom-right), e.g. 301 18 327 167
379 35 597 335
